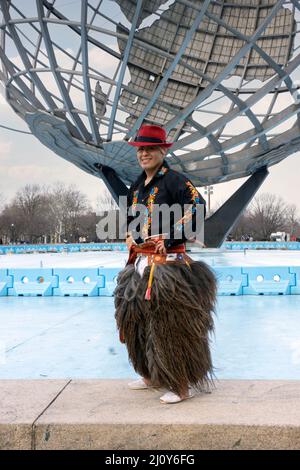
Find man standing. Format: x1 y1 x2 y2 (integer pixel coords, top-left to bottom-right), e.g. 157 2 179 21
114 125 217 404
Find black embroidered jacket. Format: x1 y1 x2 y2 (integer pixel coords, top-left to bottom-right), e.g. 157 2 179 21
126 161 206 248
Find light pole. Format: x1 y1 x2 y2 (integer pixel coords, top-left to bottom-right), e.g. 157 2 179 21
204 186 214 216
10 223 15 244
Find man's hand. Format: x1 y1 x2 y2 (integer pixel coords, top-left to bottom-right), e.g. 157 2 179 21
126 235 135 251
154 239 167 254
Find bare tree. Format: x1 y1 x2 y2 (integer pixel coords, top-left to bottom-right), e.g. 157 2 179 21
0 203 22 243
96 186 118 214
248 193 288 240
47 183 65 243
283 203 300 237
0 192 5 211
13 184 51 243
223 193 300 241
48 182 90 243
0 183 92 244
76 212 99 242
230 210 253 240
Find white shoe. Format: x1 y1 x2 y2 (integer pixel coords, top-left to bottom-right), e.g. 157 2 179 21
160 388 195 404
128 378 152 390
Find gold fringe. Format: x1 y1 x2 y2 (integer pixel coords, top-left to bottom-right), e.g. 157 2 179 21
145 262 156 300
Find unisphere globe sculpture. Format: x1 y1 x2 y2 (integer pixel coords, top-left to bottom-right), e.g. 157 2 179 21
0 1 300 246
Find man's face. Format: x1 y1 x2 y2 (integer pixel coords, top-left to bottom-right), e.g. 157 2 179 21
136 146 166 171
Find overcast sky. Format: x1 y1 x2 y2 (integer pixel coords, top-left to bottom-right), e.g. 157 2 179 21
1 0 300 215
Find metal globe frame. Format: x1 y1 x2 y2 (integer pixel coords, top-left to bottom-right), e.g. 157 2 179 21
1 0 300 245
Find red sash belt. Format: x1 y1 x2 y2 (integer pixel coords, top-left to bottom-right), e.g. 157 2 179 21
126 241 192 301
119 242 191 342
127 241 186 266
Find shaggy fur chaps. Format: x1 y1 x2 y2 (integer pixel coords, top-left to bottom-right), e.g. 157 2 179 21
114 260 217 396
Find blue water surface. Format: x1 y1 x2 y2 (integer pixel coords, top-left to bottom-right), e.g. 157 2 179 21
1 296 300 380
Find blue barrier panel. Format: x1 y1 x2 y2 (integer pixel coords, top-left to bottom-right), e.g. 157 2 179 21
98 245 114 252
0 242 129 255
110 244 127 251
18 247 28 253
0 269 13 296
2 248 15 255
0 242 277 253
53 268 102 296
68 246 80 253
8 269 57 296
214 267 248 296
289 267 300 295
6 241 300 253
242 267 296 295
224 242 300 251
99 268 121 296
229 243 242 250
33 246 41 252
1 266 300 296
287 242 300 250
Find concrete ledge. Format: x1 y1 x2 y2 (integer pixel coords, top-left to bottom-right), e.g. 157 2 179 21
1 379 300 450
0 379 70 449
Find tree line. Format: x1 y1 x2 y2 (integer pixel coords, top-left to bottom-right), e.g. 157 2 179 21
226 193 300 241
0 185 299 244
0 183 103 244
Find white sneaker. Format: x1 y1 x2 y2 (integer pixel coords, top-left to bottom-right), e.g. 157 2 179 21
128 378 152 390
160 388 195 404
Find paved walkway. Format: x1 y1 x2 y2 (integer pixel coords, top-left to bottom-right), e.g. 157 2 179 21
1 379 300 450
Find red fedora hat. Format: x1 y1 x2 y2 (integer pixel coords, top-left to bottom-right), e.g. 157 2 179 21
128 124 173 148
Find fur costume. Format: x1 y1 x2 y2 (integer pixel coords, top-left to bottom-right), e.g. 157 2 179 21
114 253 217 396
